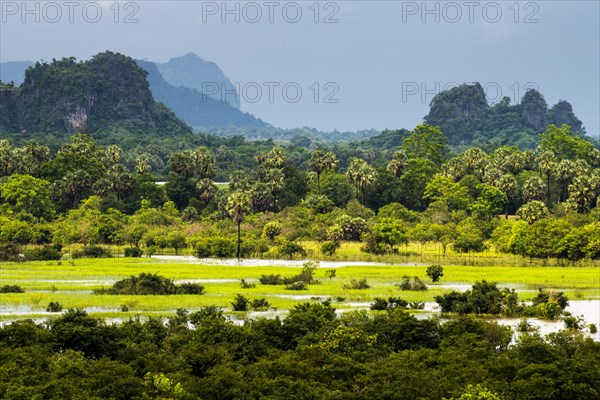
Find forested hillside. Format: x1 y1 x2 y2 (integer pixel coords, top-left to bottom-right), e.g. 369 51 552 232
0 52 191 137
424 83 585 149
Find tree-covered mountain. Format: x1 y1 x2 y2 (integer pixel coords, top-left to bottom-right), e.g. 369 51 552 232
135 60 268 129
0 52 192 137
0 61 33 84
424 83 585 149
154 52 240 109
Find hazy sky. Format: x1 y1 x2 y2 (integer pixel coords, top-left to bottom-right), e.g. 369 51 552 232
1 1 599 137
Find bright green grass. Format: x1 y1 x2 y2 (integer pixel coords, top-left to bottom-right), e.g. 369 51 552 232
1 257 598 321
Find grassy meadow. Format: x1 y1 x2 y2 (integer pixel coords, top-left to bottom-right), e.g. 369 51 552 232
1 248 599 322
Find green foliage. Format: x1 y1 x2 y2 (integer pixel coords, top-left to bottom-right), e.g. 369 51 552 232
343 278 370 290
96 273 204 295
231 294 249 311
123 247 143 257
23 244 62 261
398 276 427 291
46 301 62 312
72 245 112 259
0 284 24 293
370 296 408 310
258 274 284 285
426 264 444 282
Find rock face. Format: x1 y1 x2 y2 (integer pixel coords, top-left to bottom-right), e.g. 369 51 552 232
520 89 548 130
136 60 267 129
547 100 583 132
156 52 240 109
424 83 585 148
0 52 192 136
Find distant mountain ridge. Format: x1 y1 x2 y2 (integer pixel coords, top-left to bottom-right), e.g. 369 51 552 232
135 59 268 129
155 53 240 109
0 52 191 136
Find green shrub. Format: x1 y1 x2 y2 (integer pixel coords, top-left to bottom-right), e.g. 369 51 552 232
0 285 24 293
72 245 111 259
231 294 249 311
279 240 307 259
370 297 408 310
124 247 143 257
286 281 307 291
176 283 205 295
240 279 256 289
426 265 444 282
95 273 204 295
398 276 427 291
24 244 62 261
259 274 284 285
0 242 21 261
343 279 370 290
321 240 340 256
46 302 62 312
250 298 271 310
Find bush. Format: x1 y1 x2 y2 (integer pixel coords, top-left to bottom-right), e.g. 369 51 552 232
24 244 62 261
240 279 256 289
46 301 62 312
286 281 307 291
343 279 370 290
124 247 143 257
176 283 205 295
409 301 425 310
279 240 307 259
250 298 271 310
259 274 284 285
398 276 427 291
231 294 249 311
321 240 340 256
426 265 444 282
0 285 24 293
283 262 319 286
72 245 112 259
0 242 21 261
95 273 204 295
370 297 408 311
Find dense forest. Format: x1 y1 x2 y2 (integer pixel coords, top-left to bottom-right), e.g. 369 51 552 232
1 306 598 399
0 122 598 263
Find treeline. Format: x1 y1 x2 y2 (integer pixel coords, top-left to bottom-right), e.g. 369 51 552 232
0 306 598 399
0 123 599 262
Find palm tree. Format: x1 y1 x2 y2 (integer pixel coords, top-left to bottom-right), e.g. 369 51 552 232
387 150 407 178
194 146 217 179
552 159 576 202
535 149 555 204
135 154 151 174
517 200 549 224
495 174 517 218
196 178 217 203
566 176 594 213
104 145 123 166
309 150 338 193
262 168 285 209
347 158 377 205
522 177 545 202
225 191 252 259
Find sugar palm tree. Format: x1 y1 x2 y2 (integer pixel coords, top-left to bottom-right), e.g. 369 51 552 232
347 158 377 205
309 150 338 193
387 150 408 178
522 177 545 202
552 159 576 202
225 191 252 259
535 149 555 204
